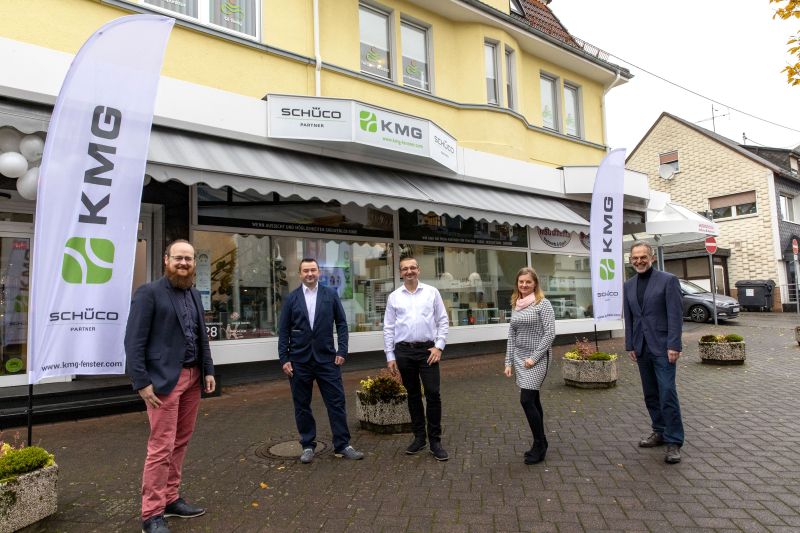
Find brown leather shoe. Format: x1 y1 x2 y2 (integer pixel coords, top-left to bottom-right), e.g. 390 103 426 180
638 432 664 448
664 444 681 464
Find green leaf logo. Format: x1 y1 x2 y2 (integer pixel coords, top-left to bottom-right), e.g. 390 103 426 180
599 258 615 281
221 1 243 15
359 110 377 133
62 237 114 284
13 294 27 313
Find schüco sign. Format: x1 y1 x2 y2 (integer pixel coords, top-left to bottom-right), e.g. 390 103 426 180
267 94 458 172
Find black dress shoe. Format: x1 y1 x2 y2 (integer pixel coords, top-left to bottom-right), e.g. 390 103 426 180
164 497 206 519
142 514 170 533
524 442 547 465
429 441 449 461
406 437 427 455
638 432 664 448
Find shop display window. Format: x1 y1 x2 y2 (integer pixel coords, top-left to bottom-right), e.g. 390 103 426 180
400 245 526 326
531 253 593 319
193 231 394 340
197 186 393 238
399 209 527 247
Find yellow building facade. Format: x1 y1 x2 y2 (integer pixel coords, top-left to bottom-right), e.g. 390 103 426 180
0 0 637 386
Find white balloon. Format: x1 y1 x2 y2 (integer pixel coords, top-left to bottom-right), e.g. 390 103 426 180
0 128 22 153
0 151 28 178
16 166 39 200
19 135 44 162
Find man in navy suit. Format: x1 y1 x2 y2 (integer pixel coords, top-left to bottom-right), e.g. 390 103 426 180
624 241 684 464
126 239 216 533
278 257 363 463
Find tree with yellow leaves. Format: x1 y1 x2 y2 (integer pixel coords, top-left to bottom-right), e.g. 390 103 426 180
771 0 800 85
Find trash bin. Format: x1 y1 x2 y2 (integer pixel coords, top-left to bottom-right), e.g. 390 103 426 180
734 280 776 311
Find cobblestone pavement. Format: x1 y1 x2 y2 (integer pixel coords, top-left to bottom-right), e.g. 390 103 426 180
12 312 800 532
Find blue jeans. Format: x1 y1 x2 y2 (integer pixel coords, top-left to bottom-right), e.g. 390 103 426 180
637 344 684 446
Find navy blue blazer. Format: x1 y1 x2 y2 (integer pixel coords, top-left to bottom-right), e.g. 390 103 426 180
125 276 214 395
278 284 348 365
623 269 683 356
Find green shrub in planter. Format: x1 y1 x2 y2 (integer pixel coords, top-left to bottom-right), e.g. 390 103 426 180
0 446 54 482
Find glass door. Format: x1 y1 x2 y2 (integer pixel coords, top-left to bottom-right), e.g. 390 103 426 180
0 232 32 387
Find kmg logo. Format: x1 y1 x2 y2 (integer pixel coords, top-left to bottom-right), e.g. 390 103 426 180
359 111 378 132
599 258 615 280
62 237 114 284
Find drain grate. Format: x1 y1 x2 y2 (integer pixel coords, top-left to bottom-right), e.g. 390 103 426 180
252 439 331 461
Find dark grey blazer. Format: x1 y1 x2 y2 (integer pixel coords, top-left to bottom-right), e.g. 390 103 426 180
623 269 683 356
125 276 214 394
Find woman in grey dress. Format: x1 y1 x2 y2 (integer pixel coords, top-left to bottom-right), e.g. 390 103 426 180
504 266 556 464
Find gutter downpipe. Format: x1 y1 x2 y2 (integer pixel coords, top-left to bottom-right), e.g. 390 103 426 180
601 69 622 151
313 0 321 96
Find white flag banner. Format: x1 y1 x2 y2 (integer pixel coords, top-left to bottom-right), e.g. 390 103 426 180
590 148 626 323
28 15 174 384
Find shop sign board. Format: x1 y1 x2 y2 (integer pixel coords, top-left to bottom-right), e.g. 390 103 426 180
267 94 458 172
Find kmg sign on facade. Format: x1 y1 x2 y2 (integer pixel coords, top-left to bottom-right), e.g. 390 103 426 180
267 94 459 172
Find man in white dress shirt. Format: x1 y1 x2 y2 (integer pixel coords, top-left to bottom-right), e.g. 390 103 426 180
383 256 450 461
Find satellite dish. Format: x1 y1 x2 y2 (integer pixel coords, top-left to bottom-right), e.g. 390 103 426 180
658 164 675 180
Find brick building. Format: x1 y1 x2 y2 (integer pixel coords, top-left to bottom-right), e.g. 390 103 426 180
628 112 800 310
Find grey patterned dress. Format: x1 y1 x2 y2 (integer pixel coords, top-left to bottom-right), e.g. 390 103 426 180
505 298 556 390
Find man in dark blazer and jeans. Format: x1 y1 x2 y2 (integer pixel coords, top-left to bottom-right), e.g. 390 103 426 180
126 239 216 533
624 241 684 464
278 257 363 463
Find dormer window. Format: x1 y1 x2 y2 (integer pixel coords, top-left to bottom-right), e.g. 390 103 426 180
510 0 524 15
791 156 799 175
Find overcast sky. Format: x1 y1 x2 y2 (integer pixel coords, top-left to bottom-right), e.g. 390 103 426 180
551 0 800 153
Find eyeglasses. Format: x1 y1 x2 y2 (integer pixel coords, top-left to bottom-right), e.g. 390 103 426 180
169 255 195 263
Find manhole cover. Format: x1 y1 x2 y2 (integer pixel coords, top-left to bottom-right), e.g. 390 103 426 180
253 439 331 460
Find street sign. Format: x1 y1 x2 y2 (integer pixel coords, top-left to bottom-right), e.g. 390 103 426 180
793 238 798 255
705 236 717 254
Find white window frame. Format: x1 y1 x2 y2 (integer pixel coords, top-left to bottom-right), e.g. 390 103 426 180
505 46 516 111
359 2 395 81
781 194 800 223
484 41 500 106
708 191 758 221
563 82 582 138
540 72 560 131
509 0 524 16
137 0 261 41
400 18 432 92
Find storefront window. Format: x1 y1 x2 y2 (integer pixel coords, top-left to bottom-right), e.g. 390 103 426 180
142 0 259 38
531 253 592 320
401 245 526 326
399 209 527 247
197 186 393 238
193 231 394 340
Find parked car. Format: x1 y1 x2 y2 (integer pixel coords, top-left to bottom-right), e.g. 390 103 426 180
679 279 740 323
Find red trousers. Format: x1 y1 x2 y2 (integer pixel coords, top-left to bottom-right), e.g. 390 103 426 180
141 367 201 520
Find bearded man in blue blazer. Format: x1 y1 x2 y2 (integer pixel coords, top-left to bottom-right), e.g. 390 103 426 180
126 239 215 533
278 258 363 463
623 241 685 464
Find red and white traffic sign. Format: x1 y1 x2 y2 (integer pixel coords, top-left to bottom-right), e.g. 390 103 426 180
705 236 717 254
793 238 798 255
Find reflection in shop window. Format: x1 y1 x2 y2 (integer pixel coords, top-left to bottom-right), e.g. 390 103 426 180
400 245 526 326
531 253 592 319
193 231 394 340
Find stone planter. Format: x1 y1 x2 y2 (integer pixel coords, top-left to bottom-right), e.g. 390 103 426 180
561 357 618 388
355 391 412 434
0 464 58 533
699 341 746 364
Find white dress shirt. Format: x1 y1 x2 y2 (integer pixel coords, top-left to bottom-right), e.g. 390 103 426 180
303 283 318 329
383 282 449 361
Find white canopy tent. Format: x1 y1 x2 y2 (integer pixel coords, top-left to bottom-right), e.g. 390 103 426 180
627 190 720 269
